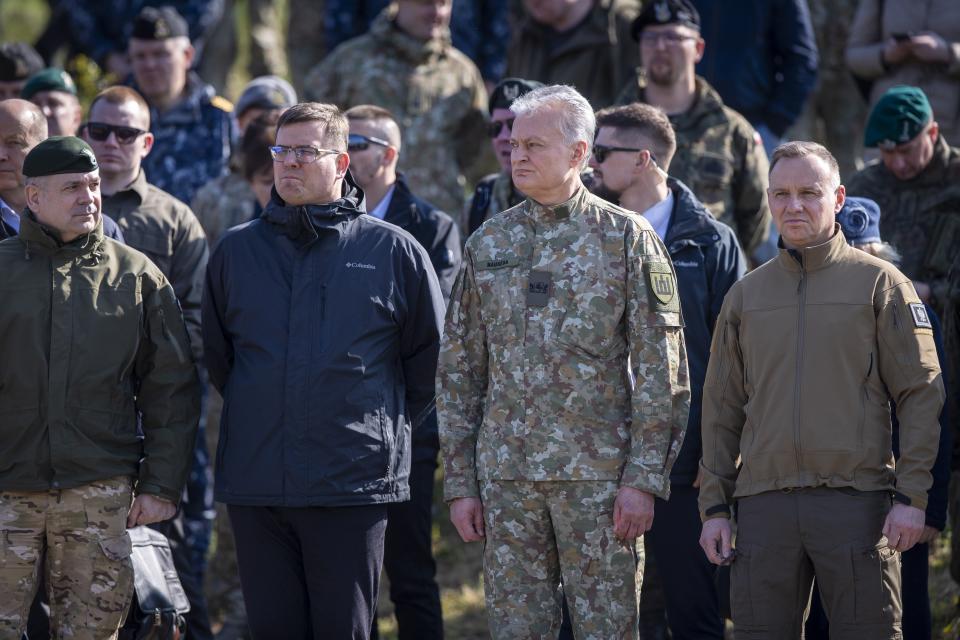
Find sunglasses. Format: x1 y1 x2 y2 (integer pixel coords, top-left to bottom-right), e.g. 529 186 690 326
487 118 515 138
347 133 391 152
83 122 148 145
592 144 658 165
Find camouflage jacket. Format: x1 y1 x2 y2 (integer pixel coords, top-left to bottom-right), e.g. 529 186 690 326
845 137 960 316
190 170 259 246
102 170 209 360
616 76 770 255
139 73 236 207
304 7 491 217
464 171 523 239
438 185 691 501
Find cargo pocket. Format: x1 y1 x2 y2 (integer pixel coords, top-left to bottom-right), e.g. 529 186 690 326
852 541 899 624
86 532 135 625
729 544 755 626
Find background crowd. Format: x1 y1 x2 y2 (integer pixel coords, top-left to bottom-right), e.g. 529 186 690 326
0 0 958 638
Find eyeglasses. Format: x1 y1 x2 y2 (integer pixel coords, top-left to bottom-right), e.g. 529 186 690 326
269 145 341 163
487 118 515 138
83 122 147 145
640 32 699 47
347 133 391 152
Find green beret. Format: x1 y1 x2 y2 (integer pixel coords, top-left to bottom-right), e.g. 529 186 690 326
864 86 932 149
21 68 77 100
23 137 99 178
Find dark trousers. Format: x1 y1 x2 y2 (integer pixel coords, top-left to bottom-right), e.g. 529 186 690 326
374 446 443 640
733 488 901 640
807 541 930 639
228 503 388 640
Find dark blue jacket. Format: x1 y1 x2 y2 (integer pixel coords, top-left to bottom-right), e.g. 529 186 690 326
664 179 747 484
202 175 445 507
693 0 818 137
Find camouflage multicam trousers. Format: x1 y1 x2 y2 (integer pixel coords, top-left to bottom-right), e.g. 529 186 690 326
0 476 134 639
480 480 644 640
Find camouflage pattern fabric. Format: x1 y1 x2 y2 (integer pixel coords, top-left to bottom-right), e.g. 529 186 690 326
287 0 325 93
845 137 960 317
616 76 771 255
139 72 236 207
190 171 258 246
0 477 134 638
303 5 492 217
463 171 523 239
481 480 644 639
438 183 690 497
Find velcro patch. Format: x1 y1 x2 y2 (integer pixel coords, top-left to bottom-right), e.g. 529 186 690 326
644 261 680 313
527 270 552 307
909 302 932 329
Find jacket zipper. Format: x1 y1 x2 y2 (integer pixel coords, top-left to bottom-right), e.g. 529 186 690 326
794 265 806 475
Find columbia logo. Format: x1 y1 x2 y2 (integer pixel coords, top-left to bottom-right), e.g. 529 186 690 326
345 262 376 270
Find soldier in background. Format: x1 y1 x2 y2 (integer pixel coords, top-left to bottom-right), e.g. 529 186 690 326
0 43 44 101
464 77 542 237
21 68 82 137
438 84 690 638
304 0 491 217
616 0 771 257
845 86 960 316
129 5 236 207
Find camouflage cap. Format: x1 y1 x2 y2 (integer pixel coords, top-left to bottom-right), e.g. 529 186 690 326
0 42 44 82
23 136 99 178
21 68 77 100
235 75 297 117
131 6 190 40
631 0 701 40
836 197 881 245
488 77 543 114
863 86 932 149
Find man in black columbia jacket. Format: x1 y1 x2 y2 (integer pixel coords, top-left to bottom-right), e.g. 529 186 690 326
202 102 445 639
589 103 746 639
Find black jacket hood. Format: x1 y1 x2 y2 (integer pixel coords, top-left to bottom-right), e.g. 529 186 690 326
261 169 367 243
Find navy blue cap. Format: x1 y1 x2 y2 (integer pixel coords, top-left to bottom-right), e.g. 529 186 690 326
837 197 881 245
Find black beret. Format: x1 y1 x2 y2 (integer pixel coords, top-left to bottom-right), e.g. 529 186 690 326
488 77 544 114
131 6 190 41
0 42 44 82
23 137 99 178
631 0 701 40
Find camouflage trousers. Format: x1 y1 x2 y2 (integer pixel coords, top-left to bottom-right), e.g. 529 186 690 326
480 480 644 640
0 477 134 639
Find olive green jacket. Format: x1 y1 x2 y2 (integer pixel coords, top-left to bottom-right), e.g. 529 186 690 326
0 213 200 502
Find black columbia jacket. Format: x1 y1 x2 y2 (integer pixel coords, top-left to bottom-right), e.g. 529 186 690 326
202 175 445 506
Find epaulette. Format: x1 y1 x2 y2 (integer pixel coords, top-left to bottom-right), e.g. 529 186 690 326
210 95 234 112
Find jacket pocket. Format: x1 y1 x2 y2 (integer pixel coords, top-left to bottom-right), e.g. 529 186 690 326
852 540 900 624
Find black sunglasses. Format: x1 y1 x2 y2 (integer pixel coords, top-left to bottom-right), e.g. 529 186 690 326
592 144 658 165
347 133 390 152
487 118 515 138
83 122 148 145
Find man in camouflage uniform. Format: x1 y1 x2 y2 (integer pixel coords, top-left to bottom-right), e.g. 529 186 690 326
438 85 690 639
616 0 771 257
129 6 236 207
0 136 199 637
304 0 491 217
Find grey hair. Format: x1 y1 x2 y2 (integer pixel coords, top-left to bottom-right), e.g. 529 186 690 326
510 85 595 170
855 241 902 267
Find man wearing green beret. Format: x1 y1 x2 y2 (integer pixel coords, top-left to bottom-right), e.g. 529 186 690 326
21 67 82 137
0 136 200 637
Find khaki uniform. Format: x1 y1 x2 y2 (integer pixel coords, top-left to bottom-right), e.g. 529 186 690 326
845 137 960 316
304 6 491 217
506 0 642 110
438 185 690 638
616 76 771 255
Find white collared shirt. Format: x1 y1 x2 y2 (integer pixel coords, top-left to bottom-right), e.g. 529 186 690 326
641 191 674 241
368 184 396 220
0 197 19 234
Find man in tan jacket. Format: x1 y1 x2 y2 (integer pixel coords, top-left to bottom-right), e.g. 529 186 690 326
698 141 944 639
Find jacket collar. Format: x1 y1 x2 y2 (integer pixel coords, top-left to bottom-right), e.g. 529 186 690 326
369 6 450 65
17 208 106 257
383 173 420 227
663 178 722 247
261 170 367 244
103 169 150 208
776 224 849 273
524 182 590 221
638 76 727 129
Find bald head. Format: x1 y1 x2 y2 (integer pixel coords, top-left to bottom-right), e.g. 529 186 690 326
0 99 48 210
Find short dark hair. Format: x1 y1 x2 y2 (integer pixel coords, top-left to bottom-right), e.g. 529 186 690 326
277 102 348 151
595 103 677 169
769 141 840 188
89 85 151 128
242 110 280 180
